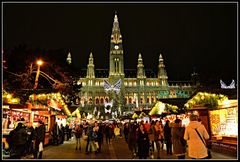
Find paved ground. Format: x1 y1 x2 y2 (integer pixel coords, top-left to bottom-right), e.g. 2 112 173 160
41 136 238 160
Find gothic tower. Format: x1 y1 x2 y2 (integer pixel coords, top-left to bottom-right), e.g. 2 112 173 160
137 53 146 79
108 12 125 115
109 12 125 81
158 53 169 89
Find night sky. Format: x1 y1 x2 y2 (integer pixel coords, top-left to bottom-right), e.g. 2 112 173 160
3 2 237 84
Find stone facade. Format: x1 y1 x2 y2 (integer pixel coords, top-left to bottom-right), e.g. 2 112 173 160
76 13 196 115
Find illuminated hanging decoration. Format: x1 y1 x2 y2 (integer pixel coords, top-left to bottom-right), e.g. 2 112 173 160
139 112 147 118
3 90 21 104
184 92 229 109
132 113 139 119
104 100 113 114
28 92 71 116
220 79 235 89
103 79 122 94
149 101 178 115
104 100 113 108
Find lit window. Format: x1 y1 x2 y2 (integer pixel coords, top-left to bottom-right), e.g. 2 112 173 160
129 82 132 86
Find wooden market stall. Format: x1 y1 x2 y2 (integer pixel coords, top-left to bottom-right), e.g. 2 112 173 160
27 92 71 145
185 92 238 156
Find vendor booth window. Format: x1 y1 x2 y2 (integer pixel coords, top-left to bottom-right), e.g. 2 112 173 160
209 107 238 137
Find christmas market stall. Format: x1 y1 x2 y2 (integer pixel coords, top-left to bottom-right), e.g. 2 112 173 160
2 90 31 157
27 92 71 145
184 92 238 156
149 101 180 123
2 90 30 131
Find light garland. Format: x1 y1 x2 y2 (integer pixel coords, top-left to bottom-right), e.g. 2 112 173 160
29 92 71 116
184 92 229 109
3 90 20 104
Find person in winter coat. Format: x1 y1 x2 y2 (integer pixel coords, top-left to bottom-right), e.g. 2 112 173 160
86 125 98 154
137 124 150 159
96 123 104 152
51 122 60 145
59 124 65 144
128 122 139 158
33 120 46 159
148 120 155 154
123 122 129 143
26 122 35 156
105 124 112 144
171 119 186 159
184 114 209 159
73 125 83 150
9 122 28 159
154 120 164 159
114 124 121 141
164 120 173 155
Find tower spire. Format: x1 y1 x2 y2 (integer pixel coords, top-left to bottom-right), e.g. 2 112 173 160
137 53 146 78
158 53 168 87
66 51 72 65
86 52 95 78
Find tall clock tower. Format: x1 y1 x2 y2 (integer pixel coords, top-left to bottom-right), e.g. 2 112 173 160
108 12 125 115
109 12 125 81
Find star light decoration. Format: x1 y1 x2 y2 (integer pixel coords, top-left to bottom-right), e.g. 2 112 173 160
103 79 122 94
220 79 235 89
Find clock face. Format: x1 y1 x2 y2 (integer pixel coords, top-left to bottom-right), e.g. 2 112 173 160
114 45 119 50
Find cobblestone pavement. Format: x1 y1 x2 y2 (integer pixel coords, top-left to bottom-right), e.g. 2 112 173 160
41 137 237 160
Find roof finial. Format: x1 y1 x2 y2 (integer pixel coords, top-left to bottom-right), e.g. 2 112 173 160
114 11 118 22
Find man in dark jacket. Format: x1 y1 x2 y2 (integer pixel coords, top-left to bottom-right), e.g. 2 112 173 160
9 122 28 159
26 122 35 156
33 120 46 159
51 122 60 145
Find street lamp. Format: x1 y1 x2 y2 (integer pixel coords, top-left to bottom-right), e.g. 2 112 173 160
33 59 43 89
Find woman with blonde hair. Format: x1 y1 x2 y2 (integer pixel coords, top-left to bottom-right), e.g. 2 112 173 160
184 114 209 159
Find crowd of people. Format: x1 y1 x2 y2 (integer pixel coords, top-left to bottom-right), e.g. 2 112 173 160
67 113 209 159
6 119 46 159
5 114 210 159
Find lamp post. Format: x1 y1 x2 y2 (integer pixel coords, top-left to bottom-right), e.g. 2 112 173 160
33 60 43 89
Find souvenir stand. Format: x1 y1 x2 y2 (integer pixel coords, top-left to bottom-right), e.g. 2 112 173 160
185 92 238 156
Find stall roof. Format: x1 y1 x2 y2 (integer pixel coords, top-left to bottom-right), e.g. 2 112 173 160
157 98 189 108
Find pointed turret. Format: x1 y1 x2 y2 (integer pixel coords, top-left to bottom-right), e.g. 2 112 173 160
66 51 72 64
158 53 168 86
137 53 146 78
86 52 95 79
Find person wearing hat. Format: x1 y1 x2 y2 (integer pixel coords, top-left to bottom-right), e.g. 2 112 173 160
33 120 46 159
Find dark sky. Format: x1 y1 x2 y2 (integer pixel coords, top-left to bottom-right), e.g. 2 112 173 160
3 2 237 83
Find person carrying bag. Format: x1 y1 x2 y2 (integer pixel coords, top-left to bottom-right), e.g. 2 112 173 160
194 129 212 159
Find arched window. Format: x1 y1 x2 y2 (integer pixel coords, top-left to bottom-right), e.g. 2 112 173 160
96 98 99 104
100 98 104 104
89 98 92 104
129 98 132 104
105 98 109 103
151 98 154 103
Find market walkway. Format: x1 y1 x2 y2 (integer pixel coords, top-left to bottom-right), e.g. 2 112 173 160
42 137 238 160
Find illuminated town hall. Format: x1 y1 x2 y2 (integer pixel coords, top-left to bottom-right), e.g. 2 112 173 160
70 13 197 115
